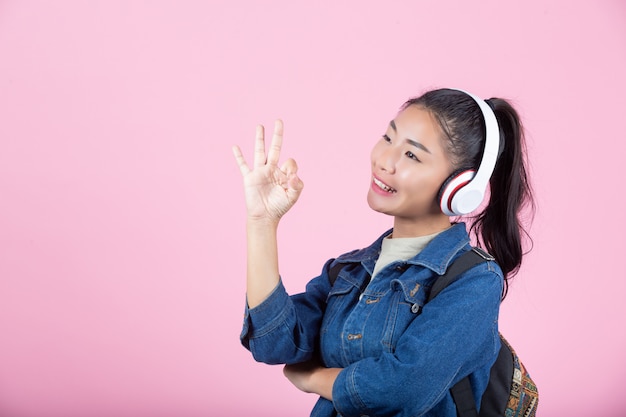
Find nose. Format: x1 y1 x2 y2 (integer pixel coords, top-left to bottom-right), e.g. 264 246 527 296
373 144 397 174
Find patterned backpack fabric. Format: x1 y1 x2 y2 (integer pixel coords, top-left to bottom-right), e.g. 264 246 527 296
501 337 538 417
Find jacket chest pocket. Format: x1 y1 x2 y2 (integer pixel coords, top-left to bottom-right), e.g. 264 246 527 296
322 278 361 337
380 279 428 352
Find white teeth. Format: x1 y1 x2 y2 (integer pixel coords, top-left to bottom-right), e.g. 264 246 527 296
374 177 396 193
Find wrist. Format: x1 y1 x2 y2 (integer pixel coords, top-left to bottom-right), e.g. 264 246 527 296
247 216 280 229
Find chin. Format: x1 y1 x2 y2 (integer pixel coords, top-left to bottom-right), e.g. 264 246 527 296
366 194 393 216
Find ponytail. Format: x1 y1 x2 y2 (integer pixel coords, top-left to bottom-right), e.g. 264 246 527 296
403 89 535 299
470 98 534 298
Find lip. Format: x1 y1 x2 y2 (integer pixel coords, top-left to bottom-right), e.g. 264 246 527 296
371 175 396 195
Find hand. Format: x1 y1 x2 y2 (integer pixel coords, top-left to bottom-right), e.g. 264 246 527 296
283 360 341 401
232 120 304 223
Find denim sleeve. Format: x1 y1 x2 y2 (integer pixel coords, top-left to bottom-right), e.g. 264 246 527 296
332 262 503 417
240 259 334 365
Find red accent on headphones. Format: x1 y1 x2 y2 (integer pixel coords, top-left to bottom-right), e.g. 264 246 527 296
446 178 472 213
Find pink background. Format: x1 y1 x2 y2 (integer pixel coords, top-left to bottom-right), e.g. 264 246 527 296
1 1 625 416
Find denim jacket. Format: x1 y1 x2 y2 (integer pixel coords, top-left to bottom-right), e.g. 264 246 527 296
240 223 503 417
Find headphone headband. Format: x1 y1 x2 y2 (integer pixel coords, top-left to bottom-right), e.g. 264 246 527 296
439 89 501 216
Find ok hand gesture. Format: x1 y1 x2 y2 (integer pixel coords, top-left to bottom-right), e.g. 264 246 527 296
232 120 304 223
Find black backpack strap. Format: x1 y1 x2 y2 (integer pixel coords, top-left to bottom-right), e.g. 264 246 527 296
479 335 514 416
450 378 478 417
428 247 494 302
428 247 494 417
328 262 345 286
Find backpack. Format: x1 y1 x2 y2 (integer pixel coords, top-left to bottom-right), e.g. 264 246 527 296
327 247 539 417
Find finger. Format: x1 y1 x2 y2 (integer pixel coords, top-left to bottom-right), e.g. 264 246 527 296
253 124 267 168
287 173 304 194
232 145 251 176
266 119 284 167
281 158 304 192
280 158 298 177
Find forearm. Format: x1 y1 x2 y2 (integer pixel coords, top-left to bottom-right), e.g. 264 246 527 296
234 120 303 309
246 218 281 309
284 362 342 401
311 367 341 401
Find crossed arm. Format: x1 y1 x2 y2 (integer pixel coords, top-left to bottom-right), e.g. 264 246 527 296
283 361 341 401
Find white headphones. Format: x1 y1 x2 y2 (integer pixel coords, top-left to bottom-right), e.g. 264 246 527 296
438 89 501 216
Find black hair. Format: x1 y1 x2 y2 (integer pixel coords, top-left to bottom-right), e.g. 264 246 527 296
403 88 534 298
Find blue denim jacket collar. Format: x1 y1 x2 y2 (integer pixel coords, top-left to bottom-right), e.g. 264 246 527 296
335 222 471 276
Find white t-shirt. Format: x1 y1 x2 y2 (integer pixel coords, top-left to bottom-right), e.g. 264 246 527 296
371 230 444 280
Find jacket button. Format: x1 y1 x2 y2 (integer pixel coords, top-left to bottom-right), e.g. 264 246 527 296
347 333 362 340
411 303 421 314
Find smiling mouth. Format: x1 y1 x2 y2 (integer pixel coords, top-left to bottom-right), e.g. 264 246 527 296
373 177 397 193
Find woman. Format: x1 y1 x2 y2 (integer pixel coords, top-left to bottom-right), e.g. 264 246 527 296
232 88 533 416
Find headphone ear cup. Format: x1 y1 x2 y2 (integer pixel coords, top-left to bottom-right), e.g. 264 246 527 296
438 169 476 216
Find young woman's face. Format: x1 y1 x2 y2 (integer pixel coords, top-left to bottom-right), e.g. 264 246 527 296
367 105 454 228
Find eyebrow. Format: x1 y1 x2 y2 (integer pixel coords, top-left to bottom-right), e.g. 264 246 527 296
389 120 432 154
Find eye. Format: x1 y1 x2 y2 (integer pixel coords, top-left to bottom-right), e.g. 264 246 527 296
382 134 391 143
405 151 421 162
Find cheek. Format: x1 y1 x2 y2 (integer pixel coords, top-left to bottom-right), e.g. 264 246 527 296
403 169 445 197
370 143 382 166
